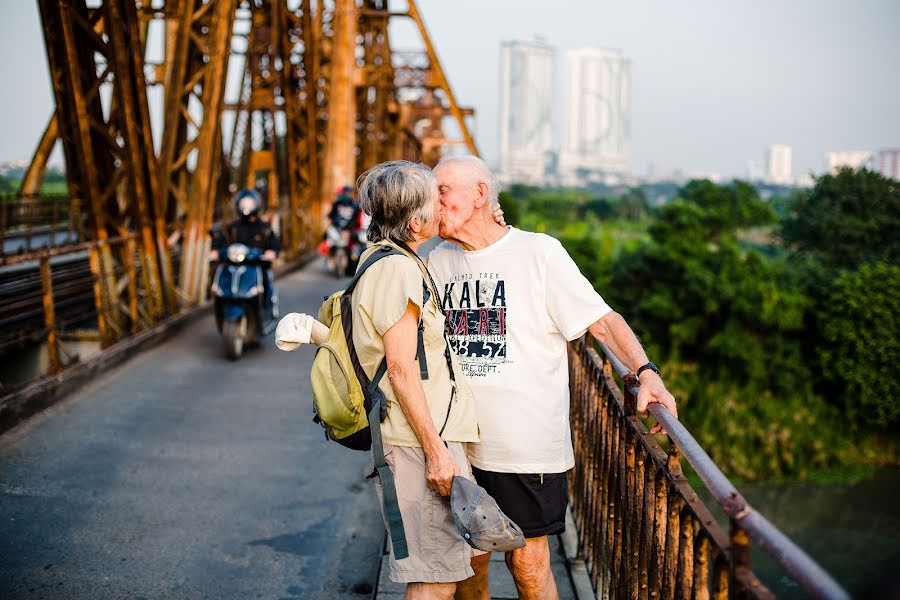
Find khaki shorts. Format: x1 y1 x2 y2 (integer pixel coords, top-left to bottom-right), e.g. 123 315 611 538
374 441 483 583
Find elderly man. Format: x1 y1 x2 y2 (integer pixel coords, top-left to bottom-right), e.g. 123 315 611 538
427 156 678 600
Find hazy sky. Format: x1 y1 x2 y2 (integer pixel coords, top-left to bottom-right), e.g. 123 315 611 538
2 0 898 179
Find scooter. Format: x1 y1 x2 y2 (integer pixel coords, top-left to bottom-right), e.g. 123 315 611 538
320 224 364 277
210 243 278 360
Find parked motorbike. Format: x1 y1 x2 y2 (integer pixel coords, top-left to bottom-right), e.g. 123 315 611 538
210 243 278 360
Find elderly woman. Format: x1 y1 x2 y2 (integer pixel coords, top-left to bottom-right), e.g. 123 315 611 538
352 160 480 599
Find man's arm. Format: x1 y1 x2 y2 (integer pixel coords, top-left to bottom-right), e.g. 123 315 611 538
382 301 459 496
587 311 678 433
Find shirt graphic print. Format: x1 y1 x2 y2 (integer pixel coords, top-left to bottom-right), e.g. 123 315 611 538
441 271 510 378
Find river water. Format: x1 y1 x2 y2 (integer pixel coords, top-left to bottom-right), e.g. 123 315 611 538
700 467 900 598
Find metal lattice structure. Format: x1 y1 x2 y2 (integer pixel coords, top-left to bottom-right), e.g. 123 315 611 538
9 0 477 356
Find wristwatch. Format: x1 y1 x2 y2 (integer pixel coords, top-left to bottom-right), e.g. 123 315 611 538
636 362 660 380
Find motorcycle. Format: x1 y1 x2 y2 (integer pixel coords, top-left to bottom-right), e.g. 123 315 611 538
210 243 278 360
320 224 364 277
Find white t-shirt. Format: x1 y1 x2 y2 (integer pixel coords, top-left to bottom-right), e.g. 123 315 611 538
428 227 612 473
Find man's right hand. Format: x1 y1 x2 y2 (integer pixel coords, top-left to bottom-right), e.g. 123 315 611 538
424 443 459 497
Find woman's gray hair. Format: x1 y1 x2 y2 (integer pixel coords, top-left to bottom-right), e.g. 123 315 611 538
436 155 500 210
356 160 438 243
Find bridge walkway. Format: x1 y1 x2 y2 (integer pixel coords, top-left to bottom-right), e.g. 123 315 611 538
0 261 385 599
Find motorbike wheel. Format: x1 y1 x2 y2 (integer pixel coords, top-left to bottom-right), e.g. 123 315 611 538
334 249 350 278
223 316 246 360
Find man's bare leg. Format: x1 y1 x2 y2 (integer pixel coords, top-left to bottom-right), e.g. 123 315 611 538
404 582 457 600
504 536 558 600
454 552 491 600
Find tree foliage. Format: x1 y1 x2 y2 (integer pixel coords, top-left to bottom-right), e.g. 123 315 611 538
509 172 900 479
781 167 900 268
818 262 900 427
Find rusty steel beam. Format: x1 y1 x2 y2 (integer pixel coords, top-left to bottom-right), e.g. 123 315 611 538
103 0 165 321
37 0 122 340
19 113 59 198
320 0 357 209
23 0 480 370
39 255 62 375
178 0 238 305
404 0 479 158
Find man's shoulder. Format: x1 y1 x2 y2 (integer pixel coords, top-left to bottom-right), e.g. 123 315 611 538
427 240 462 264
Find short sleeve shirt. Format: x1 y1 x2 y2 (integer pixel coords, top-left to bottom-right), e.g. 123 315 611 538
351 241 479 447
427 228 612 473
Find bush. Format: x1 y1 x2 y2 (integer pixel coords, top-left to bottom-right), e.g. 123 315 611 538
817 262 900 427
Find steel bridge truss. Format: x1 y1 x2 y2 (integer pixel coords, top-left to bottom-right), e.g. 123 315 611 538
14 0 476 354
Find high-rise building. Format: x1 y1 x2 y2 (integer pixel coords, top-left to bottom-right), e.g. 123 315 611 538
825 151 872 174
766 144 792 184
873 148 900 180
559 48 631 186
498 38 555 185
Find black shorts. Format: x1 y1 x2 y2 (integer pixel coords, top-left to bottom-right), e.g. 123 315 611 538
471 467 569 538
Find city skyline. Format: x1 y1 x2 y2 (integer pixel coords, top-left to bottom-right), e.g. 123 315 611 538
0 1 898 180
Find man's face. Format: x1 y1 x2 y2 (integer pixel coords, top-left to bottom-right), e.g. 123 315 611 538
434 162 477 240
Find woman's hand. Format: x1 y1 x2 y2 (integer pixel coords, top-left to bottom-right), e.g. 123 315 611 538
492 206 506 227
424 443 460 496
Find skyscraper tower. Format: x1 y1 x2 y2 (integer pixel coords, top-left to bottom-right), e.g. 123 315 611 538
767 144 792 184
498 38 555 185
559 48 631 186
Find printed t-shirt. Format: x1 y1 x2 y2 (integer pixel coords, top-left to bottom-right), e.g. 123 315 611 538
427 228 612 473
351 241 479 447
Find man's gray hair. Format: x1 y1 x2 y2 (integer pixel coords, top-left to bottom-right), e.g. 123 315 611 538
357 160 437 243
436 155 500 210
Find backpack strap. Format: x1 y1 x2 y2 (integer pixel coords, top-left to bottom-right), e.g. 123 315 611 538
340 245 411 560
417 280 430 380
366 360 408 559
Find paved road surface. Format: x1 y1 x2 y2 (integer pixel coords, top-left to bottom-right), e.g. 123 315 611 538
0 259 384 599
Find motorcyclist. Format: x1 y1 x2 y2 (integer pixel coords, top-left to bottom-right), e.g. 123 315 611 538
210 188 280 308
327 185 361 233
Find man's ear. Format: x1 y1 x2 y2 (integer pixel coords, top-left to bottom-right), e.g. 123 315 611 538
473 182 489 209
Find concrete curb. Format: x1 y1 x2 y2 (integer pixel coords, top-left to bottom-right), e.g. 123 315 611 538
561 507 596 600
0 251 317 435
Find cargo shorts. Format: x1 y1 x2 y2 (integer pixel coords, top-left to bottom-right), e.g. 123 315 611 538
374 441 483 583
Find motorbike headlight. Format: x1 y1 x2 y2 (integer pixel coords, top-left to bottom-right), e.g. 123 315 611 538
226 243 250 263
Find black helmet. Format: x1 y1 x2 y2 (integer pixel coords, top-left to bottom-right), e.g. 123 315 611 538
234 188 261 221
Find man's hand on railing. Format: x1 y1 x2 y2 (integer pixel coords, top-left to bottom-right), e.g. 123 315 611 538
635 371 677 434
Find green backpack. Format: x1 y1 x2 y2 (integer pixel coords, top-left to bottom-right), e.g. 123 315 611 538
309 244 436 560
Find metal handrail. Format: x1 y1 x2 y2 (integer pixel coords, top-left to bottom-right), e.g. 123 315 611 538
598 343 850 600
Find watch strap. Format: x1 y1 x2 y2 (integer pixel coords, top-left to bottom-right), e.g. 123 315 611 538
636 362 660 379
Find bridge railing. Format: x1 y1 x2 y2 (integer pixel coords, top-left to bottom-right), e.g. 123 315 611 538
1 195 85 257
567 336 849 600
0 233 180 386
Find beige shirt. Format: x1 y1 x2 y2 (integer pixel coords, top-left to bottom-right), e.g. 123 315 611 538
351 241 479 447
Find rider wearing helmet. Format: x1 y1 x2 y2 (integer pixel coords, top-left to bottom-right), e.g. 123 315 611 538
211 189 281 258
328 185 362 232
210 188 281 307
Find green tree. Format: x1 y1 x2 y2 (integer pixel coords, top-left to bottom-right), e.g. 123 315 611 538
0 174 15 195
781 168 900 269
604 180 832 478
817 262 900 427
497 191 522 227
